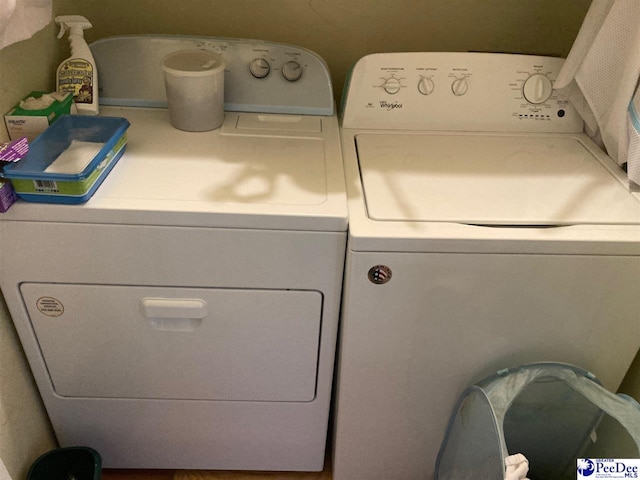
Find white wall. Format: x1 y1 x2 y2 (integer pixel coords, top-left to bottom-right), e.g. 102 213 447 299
54 0 592 103
0 294 56 480
0 20 60 480
0 23 60 143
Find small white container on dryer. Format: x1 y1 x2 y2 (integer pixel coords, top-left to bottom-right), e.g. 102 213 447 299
161 49 225 131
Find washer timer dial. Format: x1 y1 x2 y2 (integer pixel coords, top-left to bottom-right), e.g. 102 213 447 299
522 73 553 104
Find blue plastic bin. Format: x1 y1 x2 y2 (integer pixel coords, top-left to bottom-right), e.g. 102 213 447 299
2 115 130 204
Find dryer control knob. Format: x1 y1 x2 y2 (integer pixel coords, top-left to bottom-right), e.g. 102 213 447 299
382 77 402 95
282 60 303 82
418 76 435 95
249 58 271 79
451 77 468 96
522 73 553 104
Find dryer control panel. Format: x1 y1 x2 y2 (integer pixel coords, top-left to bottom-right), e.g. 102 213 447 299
341 52 583 132
91 35 334 115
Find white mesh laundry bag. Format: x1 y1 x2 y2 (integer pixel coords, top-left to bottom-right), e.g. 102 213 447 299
435 363 640 480
627 85 640 184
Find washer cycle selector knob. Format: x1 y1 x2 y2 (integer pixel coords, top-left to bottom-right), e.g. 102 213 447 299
382 77 402 95
249 58 271 78
451 77 468 96
522 73 553 104
282 60 303 81
417 76 435 95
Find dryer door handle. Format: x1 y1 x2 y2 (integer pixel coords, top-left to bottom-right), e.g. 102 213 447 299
141 298 208 331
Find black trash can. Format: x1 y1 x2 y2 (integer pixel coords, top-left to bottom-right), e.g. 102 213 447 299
27 447 101 480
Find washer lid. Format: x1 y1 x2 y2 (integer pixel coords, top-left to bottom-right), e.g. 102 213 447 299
356 133 640 226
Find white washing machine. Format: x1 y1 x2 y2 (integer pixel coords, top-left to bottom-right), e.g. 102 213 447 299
0 36 347 471
333 52 640 480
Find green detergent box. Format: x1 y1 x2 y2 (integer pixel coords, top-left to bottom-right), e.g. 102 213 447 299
4 91 73 141
2 115 130 204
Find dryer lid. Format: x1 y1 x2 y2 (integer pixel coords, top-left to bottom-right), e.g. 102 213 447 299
356 133 640 226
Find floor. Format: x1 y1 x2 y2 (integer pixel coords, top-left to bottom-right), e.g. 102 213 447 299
101 460 332 480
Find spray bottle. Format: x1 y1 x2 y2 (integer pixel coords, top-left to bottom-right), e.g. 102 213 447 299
55 15 98 115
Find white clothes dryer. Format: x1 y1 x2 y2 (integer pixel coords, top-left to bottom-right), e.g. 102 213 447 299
333 52 640 480
0 36 347 471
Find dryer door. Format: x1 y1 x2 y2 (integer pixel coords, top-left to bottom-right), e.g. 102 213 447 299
21 283 322 402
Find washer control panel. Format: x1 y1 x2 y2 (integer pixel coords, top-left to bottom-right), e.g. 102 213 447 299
342 52 582 132
91 35 334 115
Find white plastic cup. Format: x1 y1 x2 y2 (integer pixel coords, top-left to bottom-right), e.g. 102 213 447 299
161 49 226 132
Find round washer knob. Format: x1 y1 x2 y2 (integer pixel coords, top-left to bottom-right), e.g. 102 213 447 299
522 73 553 104
249 58 271 79
418 76 435 95
382 77 402 95
451 77 468 96
282 60 303 82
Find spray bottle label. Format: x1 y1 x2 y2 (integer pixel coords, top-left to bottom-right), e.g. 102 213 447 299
58 59 94 104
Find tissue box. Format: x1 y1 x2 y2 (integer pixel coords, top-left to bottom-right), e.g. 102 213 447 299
4 91 73 141
2 115 130 204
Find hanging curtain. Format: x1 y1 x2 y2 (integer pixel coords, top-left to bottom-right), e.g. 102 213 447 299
554 0 640 186
0 0 52 50
0 457 12 480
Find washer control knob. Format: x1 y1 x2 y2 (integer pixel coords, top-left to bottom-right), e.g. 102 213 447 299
382 77 402 95
282 60 303 82
451 77 468 96
418 76 435 95
368 265 392 285
522 73 553 104
249 58 271 79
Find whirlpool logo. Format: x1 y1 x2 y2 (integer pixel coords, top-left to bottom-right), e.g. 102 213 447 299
379 100 402 111
578 459 640 479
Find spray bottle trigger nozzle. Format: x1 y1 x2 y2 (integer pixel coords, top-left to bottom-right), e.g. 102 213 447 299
54 15 93 38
